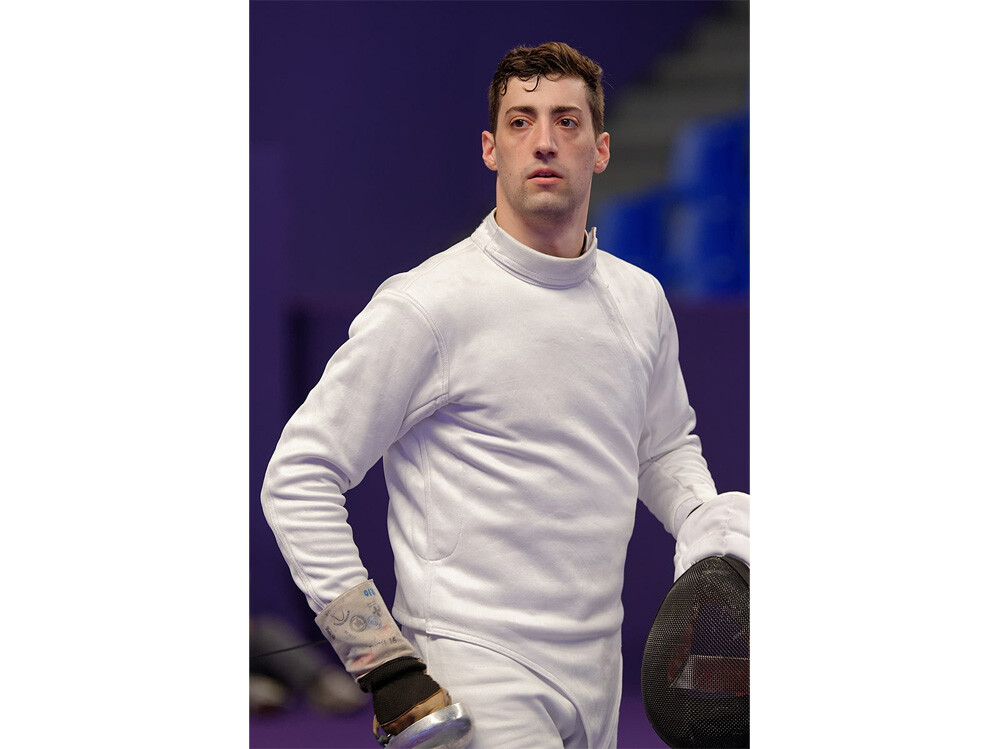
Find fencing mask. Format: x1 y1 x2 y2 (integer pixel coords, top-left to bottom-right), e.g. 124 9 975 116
641 556 749 748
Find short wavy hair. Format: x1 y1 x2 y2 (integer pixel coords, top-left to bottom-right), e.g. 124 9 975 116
489 42 605 136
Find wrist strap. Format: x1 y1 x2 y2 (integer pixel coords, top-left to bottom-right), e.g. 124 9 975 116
315 580 420 680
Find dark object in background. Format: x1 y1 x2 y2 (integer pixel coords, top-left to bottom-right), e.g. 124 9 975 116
641 556 749 748
250 614 368 716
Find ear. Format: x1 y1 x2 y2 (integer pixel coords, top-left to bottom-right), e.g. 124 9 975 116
593 132 610 174
482 130 498 172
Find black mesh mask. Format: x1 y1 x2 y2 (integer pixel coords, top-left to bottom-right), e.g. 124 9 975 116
641 556 749 748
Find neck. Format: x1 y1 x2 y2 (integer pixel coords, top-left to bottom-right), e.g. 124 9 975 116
493 204 590 258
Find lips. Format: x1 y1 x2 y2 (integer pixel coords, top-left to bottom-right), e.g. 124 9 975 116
529 168 562 180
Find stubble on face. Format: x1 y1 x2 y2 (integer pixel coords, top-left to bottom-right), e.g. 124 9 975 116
502 162 581 223
484 75 609 248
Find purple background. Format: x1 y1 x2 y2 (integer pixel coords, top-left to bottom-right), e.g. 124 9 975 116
250 2 746 745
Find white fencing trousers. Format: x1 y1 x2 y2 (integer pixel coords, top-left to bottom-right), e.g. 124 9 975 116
403 626 621 748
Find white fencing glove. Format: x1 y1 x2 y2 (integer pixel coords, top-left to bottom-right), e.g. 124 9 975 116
673 491 749 581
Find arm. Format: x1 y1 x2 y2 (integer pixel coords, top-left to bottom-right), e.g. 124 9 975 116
260 289 455 737
260 288 448 612
636 284 749 580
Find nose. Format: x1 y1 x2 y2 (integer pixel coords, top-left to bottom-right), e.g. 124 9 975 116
533 121 557 158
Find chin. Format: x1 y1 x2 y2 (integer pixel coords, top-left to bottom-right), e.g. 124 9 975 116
521 195 577 220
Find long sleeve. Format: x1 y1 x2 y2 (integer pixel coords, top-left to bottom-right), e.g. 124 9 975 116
636 285 718 537
260 288 448 613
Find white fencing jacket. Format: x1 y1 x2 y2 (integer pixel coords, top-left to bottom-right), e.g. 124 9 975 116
261 212 722 678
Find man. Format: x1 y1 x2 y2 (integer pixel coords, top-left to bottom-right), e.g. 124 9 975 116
261 42 749 748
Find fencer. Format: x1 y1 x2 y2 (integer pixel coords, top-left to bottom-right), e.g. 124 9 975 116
261 41 750 748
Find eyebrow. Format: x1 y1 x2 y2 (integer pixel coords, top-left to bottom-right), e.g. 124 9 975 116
504 105 584 119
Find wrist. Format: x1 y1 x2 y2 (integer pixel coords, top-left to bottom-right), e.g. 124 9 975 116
315 580 420 680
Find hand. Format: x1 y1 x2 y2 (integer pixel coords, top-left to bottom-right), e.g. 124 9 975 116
674 491 749 580
358 655 452 739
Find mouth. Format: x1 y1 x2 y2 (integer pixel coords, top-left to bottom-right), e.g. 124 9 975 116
528 169 562 183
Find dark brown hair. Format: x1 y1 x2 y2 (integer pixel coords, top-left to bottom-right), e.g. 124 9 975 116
489 42 605 136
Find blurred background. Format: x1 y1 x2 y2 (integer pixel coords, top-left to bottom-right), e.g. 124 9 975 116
250 1 749 745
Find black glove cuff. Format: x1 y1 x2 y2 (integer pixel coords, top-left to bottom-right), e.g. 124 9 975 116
358 656 444 726
358 656 426 693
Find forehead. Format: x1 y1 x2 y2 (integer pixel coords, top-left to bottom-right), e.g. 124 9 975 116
499 74 589 113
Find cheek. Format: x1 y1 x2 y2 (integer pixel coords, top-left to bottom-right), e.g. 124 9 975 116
578 145 600 171
495 141 517 163
495 147 522 177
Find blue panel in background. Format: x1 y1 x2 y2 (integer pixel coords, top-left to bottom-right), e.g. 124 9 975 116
595 111 750 301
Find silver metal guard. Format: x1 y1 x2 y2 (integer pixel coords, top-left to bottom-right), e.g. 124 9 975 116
382 702 474 749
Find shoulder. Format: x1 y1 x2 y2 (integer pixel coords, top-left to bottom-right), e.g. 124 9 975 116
375 235 482 302
351 234 485 342
594 249 681 348
595 249 667 304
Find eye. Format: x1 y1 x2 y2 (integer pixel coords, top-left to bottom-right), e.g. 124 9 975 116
511 118 529 129
559 118 578 128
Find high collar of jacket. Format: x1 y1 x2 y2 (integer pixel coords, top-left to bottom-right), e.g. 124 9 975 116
472 211 598 289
